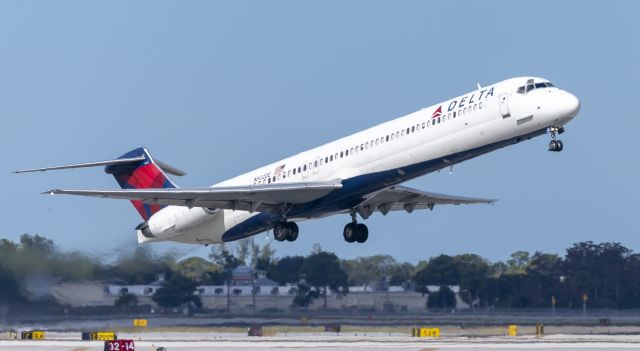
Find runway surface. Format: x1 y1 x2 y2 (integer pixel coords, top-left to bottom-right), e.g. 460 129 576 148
2 333 640 350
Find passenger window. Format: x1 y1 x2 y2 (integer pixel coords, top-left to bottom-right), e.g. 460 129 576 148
365 142 369 149
272 176 276 182
458 109 461 116
303 165 307 171
320 159 324 165
386 135 390 142
314 160 318 167
453 111 456 117
406 127 410 134
350 147 354 154
474 104 477 111
288 170 291 176
376 138 380 145
297 167 301 173
396 131 400 138
422 122 425 128
464 108 467 114
401 130 405 136
268 178 271 184
330 155 333 161
427 120 431 127
437 117 441 123
479 102 482 109
340 151 343 158
324 157 328 163
335 153 338 159
411 126 415 133
277 174 281 180
355 146 359 153
391 134 395 140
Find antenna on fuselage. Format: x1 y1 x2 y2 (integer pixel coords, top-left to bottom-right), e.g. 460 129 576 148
476 83 482 89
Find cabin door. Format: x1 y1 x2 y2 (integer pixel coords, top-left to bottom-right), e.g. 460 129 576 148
499 93 511 118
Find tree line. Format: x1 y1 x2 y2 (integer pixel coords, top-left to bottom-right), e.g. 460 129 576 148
1 234 640 310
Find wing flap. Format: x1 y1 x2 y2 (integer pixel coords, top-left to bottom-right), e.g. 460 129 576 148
355 185 495 219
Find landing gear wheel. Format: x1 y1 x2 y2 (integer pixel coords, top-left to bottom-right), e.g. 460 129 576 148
273 222 289 242
343 223 357 243
548 139 564 152
285 222 299 242
355 223 369 243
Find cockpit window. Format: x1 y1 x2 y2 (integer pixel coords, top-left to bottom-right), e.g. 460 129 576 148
517 81 555 94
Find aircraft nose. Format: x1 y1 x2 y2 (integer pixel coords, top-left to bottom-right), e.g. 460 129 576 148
561 91 580 119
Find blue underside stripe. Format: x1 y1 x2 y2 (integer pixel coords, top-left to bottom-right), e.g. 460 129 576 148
221 128 547 242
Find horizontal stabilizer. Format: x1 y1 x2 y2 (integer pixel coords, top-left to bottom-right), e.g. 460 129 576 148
14 156 146 173
15 154 186 176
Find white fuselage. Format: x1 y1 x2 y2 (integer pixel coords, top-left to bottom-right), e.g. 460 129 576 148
140 76 580 245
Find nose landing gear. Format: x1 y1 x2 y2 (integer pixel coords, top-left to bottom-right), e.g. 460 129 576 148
548 127 565 152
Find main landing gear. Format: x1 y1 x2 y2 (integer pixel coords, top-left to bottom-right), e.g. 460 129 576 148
273 221 299 242
343 211 369 243
548 126 565 152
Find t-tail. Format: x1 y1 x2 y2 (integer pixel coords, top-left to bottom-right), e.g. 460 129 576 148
15 147 186 221
105 147 182 220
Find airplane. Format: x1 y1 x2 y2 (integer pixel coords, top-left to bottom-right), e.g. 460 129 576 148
16 77 580 246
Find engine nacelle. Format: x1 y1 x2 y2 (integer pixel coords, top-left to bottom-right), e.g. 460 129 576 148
135 207 219 244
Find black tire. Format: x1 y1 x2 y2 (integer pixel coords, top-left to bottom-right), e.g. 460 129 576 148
557 140 564 151
356 223 369 243
288 221 299 235
548 140 557 152
286 222 299 241
343 223 357 243
273 222 288 242
286 230 298 242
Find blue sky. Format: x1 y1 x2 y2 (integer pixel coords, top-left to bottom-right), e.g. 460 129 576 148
1 1 638 264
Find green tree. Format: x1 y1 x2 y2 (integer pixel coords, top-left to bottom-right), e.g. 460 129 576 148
209 243 242 270
176 257 218 283
505 251 531 275
114 293 138 308
427 285 457 309
152 273 202 309
0 265 26 304
302 251 348 308
106 246 174 284
414 255 460 286
342 255 398 287
268 256 305 285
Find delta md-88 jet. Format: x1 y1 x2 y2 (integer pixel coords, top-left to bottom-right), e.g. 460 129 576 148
18 77 580 246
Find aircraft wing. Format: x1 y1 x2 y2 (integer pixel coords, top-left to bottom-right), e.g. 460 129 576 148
46 180 342 213
353 185 496 219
